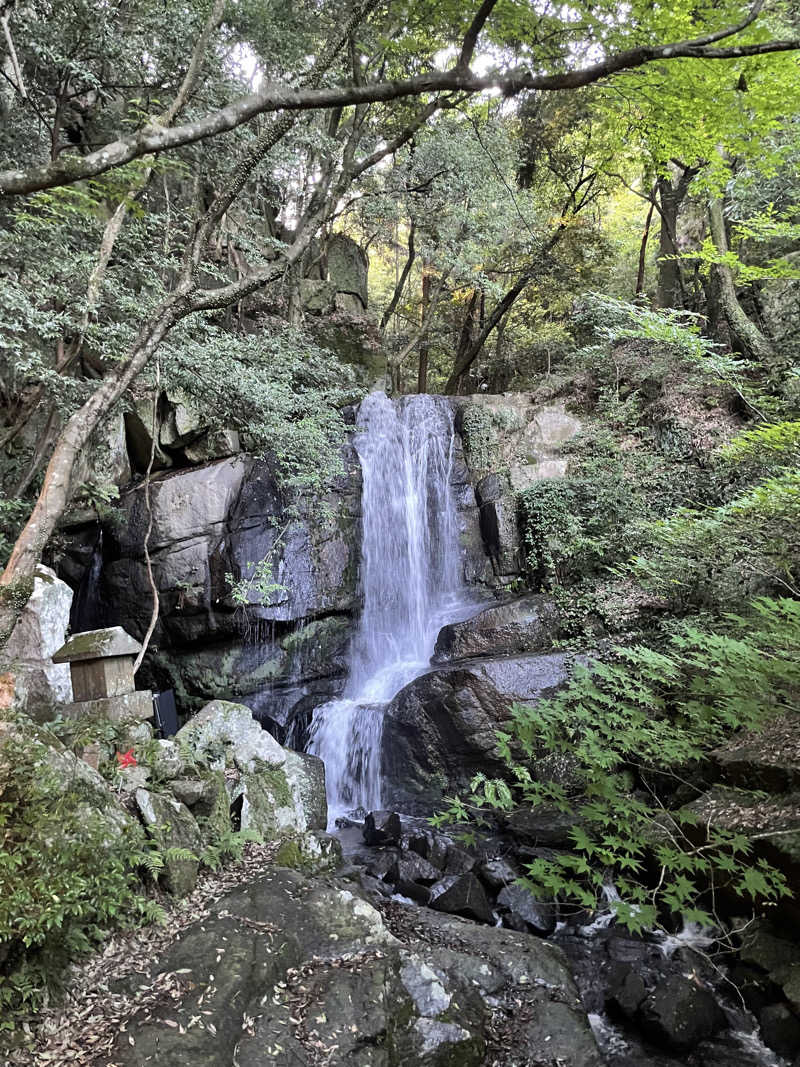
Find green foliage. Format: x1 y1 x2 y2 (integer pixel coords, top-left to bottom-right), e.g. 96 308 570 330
0 729 164 1026
573 292 746 385
436 598 799 932
633 420 800 610
201 827 262 872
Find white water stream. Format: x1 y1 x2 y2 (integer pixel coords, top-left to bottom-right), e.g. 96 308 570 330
307 391 474 823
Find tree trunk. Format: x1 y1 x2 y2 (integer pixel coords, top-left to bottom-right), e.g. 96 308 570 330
444 268 534 395
416 266 431 393
636 197 656 297
382 221 416 332
707 197 775 363
655 173 689 309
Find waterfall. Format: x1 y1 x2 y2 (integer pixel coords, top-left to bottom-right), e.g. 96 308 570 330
307 391 468 822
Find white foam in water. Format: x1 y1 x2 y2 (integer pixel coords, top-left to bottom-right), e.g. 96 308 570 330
307 391 473 825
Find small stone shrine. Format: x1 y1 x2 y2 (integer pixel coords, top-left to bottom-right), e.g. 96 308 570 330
52 626 153 724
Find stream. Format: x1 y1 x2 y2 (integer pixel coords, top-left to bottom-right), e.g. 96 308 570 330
304 389 791 1067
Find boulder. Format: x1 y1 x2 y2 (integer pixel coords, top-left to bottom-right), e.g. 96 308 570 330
477 855 518 889
712 712 800 793
429 872 494 925
110 866 602 1067
364 809 402 845
381 653 578 814
638 973 725 1052
606 968 647 1020
134 788 203 896
1 565 73 720
408 828 450 870
176 701 329 845
177 700 286 771
394 854 442 903
497 884 557 937
283 749 327 831
759 1002 800 1058
327 233 368 310
432 593 558 663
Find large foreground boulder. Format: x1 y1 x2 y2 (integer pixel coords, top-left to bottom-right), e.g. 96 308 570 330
110 866 603 1067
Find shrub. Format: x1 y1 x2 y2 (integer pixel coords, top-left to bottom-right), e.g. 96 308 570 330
435 598 799 933
0 727 162 1027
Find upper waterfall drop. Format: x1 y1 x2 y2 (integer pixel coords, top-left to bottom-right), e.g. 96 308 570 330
307 390 472 821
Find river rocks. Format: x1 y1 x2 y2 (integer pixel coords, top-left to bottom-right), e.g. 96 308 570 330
712 712 800 793
364 809 402 845
496 883 557 936
432 593 558 663
381 652 579 814
110 865 602 1067
638 974 726 1052
1 565 73 720
429 872 494 924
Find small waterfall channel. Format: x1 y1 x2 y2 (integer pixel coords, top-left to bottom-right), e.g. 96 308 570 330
307 391 474 823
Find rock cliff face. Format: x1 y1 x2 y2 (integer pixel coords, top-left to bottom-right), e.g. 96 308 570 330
54 400 495 735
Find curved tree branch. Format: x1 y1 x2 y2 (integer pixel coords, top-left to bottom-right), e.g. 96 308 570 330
1 8 796 199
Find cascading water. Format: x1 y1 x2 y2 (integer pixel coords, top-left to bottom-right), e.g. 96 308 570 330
307 391 471 823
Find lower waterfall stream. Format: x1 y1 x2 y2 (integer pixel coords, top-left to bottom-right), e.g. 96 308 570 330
304 391 789 1067
307 390 476 822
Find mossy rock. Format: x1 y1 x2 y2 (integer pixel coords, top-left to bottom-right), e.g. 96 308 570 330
275 832 342 873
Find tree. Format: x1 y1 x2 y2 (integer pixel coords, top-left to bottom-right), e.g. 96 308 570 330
1 0 799 643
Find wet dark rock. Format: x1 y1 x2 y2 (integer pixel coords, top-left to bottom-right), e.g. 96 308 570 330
638 974 726 1052
497 883 557 937
408 828 450 870
607 968 648 1020
359 871 393 898
759 1002 800 1058
476 855 518 889
429 873 494 925
395 854 442 887
432 593 559 663
381 653 579 814
364 809 402 846
365 849 400 881
443 844 476 876
504 803 581 847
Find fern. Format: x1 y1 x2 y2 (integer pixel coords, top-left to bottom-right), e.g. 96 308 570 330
436 599 798 931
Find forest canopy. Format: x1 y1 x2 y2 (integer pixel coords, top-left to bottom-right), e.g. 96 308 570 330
0 0 799 616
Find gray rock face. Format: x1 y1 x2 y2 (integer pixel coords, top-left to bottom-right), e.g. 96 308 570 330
432 593 558 663
327 233 368 310
65 451 362 723
134 788 203 896
381 653 579 814
429 872 494 924
2 565 73 720
110 866 602 1067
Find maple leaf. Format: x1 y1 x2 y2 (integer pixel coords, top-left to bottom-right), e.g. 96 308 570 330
116 748 137 769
